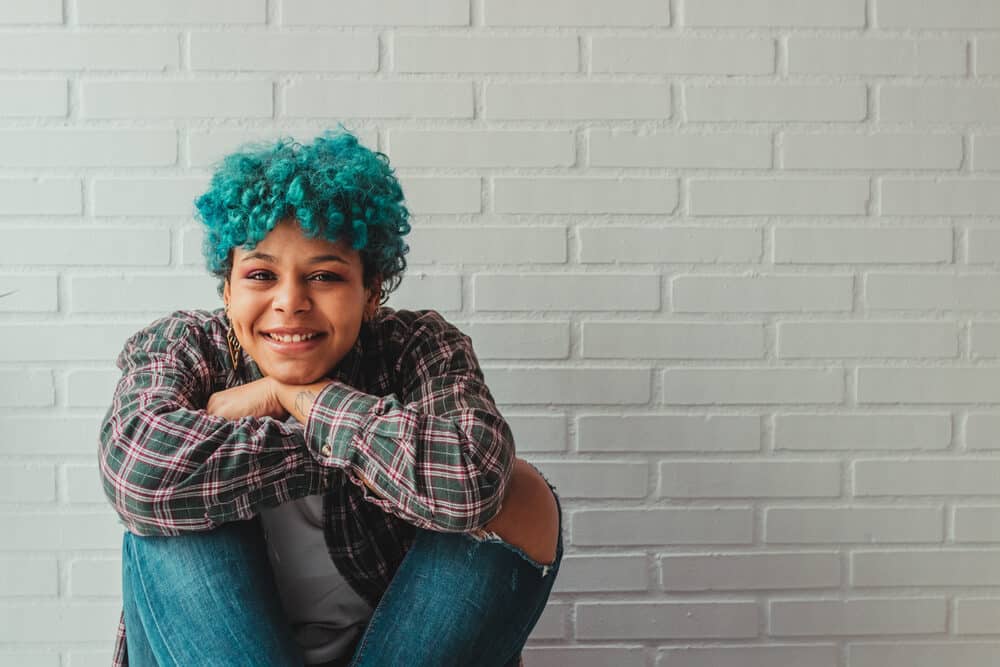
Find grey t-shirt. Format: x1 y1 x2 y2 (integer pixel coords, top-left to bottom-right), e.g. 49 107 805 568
260 494 373 664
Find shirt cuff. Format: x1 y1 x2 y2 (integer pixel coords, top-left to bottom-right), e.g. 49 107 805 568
304 381 381 466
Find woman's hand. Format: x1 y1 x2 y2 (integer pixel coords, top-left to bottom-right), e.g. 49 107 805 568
206 377 288 421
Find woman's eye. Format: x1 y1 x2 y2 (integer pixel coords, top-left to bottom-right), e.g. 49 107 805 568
310 273 343 282
246 271 274 281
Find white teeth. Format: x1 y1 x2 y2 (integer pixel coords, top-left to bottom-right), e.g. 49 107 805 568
267 332 318 343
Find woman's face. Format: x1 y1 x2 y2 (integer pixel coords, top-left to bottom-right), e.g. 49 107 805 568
223 219 380 385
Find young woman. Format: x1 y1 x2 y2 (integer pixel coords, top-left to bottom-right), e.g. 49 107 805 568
98 131 562 666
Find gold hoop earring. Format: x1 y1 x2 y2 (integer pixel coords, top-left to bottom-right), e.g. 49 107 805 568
227 325 241 370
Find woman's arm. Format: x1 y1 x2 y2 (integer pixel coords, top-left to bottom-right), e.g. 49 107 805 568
98 313 324 536
276 310 516 534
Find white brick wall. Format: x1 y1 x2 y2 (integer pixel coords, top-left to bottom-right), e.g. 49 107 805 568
3 1 1000 665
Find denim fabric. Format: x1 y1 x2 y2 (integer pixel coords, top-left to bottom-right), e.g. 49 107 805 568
121 474 563 666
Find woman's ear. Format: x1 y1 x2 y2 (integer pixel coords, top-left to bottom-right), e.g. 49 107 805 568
365 277 383 319
223 279 231 309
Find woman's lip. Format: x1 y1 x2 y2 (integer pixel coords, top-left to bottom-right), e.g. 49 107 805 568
260 332 326 354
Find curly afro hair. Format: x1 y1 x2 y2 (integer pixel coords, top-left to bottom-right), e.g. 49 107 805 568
194 128 410 304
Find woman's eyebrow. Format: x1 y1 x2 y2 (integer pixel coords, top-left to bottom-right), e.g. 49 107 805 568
240 251 350 266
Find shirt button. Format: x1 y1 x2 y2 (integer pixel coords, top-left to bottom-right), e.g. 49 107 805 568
320 444 333 457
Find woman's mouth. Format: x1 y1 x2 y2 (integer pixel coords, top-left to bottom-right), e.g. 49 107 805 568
261 331 326 353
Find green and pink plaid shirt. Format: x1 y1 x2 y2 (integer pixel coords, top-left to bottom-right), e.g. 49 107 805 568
98 306 515 666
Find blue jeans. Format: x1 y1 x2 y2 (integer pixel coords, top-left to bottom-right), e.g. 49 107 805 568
121 486 563 666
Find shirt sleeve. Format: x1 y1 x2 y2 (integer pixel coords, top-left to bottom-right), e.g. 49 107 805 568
98 313 324 536
304 310 515 533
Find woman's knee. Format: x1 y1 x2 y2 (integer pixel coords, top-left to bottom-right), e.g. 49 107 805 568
476 458 560 567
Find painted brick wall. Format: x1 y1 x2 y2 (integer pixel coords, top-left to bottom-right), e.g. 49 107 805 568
2 1 1000 665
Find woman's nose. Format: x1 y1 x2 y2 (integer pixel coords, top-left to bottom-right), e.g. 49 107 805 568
272 280 311 313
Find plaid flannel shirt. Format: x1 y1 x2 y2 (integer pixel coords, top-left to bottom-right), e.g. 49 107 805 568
98 307 515 666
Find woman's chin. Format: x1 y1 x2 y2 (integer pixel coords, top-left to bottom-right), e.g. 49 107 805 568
258 363 327 387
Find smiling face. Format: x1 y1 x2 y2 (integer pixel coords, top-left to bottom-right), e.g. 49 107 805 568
223 219 381 385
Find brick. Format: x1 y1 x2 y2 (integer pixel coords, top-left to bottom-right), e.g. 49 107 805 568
770 598 945 636
395 35 577 72
0 227 170 265
552 555 647 593
77 0 265 24
850 643 1000 667
524 647 645 667
967 413 1000 449
93 177 207 216
955 506 1000 541
383 273 461 312
484 0 668 26
0 79 66 116
685 85 866 122
572 508 753 546
454 321 570 360
782 133 962 170
191 31 376 71
0 602 123 641
0 32 176 70
0 129 175 167
483 367 650 405
866 274 1000 310
663 368 844 405
659 461 840 498
777 321 958 358
82 80 271 119
66 651 113 667
859 368 1000 403
0 323 138 362
505 415 567 453
774 227 953 263
282 0 469 25
0 0 60 23
66 369 118 408
577 414 760 453
789 38 965 75
495 178 677 215
68 274 219 313
580 227 762 263
956 598 1000 635
589 131 771 169
65 464 106 504
775 413 951 451
406 226 566 265
876 0 1000 29
967 228 1000 265
0 371 53 407
0 558 57 596
881 86 1000 123
389 130 574 167
474 273 660 311
972 135 1000 171
0 179 80 215
68 559 120 596
485 83 669 120
592 37 774 74
672 275 854 313
856 459 1000 495
853 550 1000 586
765 506 943 543
399 177 480 214
531 461 647 499
285 80 472 119
180 226 204 265
0 417 103 455
0 275 58 312
660 552 840 591
187 127 378 167
582 321 765 359
657 645 839 667
577 601 758 640
977 39 1000 75
0 513 121 551
882 179 1000 215
690 178 869 216
528 603 567 640
684 0 865 27
0 465 55 503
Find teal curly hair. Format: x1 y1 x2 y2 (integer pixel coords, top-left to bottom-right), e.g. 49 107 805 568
194 129 410 303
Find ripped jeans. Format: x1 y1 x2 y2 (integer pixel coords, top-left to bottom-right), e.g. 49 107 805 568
121 478 563 666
